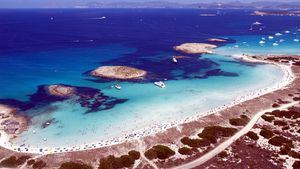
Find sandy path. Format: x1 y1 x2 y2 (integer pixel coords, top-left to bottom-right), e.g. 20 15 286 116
172 101 299 169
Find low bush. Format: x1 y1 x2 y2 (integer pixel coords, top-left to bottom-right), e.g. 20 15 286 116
145 145 175 160
128 150 140 160
293 161 300 169
178 147 197 155
246 131 259 140
0 156 31 168
268 136 293 147
274 120 288 126
272 103 280 108
59 162 93 169
289 151 300 159
279 146 291 155
261 115 275 122
32 160 46 169
259 128 274 139
218 151 228 158
181 137 210 148
198 126 237 144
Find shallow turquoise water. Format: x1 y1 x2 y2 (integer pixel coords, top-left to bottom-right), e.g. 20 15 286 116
12 50 285 148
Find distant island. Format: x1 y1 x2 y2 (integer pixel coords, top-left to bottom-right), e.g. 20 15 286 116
74 1 300 10
253 10 300 16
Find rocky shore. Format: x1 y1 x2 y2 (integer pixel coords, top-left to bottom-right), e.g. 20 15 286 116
91 66 147 80
0 105 27 138
174 43 217 54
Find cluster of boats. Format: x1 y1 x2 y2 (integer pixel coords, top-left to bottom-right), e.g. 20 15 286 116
259 31 299 46
250 21 299 46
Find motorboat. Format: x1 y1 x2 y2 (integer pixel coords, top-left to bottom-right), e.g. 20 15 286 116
259 40 266 44
172 56 178 63
253 21 262 25
268 36 274 40
275 33 283 36
154 81 166 88
114 84 122 90
294 39 300 42
273 42 279 46
284 30 290 34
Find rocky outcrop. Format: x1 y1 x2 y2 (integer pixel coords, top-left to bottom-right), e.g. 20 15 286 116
91 66 147 80
174 43 217 54
47 85 75 98
207 38 227 43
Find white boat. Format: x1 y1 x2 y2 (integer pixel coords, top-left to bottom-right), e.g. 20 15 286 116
294 39 300 42
273 43 279 46
259 40 266 44
261 37 266 40
275 33 283 36
268 36 274 39
284 30 290 34
154 81 166 88
253 21 262 25
99 16 106 19
114 84 121 90
233 45 239 48
172 57 178 63
279 39 285 43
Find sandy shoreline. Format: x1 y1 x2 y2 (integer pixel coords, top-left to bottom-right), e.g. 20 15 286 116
0 54 295 155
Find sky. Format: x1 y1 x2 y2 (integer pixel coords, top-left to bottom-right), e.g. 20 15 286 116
0 0 299 8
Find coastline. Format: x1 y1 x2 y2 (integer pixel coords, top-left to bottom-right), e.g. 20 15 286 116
0 54 295 155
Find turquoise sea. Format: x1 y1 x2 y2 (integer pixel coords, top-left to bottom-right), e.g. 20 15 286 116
0 9 299 148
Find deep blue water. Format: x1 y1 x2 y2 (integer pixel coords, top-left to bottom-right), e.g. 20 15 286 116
0 9 299 147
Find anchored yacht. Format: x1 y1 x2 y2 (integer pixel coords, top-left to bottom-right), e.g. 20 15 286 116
154 81 166 88
172 56 178 63
114 84 122 90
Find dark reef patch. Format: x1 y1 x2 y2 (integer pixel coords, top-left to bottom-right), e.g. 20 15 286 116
0 84 127 115
85 53 239 83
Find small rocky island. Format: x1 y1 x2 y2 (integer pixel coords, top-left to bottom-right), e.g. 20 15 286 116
91 66 147 80
47 85 75 98
253 10 300 16
174 43 217 54
207 38 227 43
